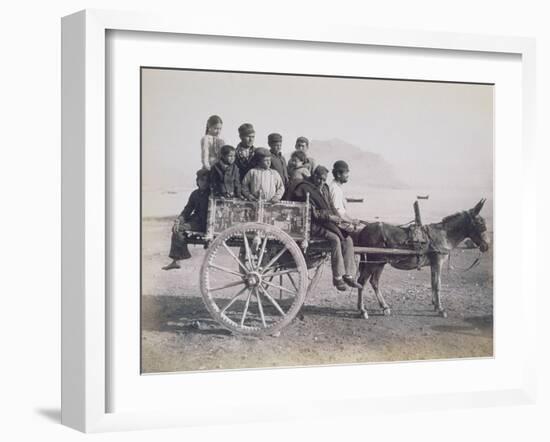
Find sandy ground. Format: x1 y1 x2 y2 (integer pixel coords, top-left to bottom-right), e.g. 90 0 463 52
141 219 493 373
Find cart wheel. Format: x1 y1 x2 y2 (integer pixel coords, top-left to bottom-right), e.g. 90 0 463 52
200 223 308 336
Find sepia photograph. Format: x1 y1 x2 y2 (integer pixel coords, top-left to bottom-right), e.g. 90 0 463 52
140 67 493 374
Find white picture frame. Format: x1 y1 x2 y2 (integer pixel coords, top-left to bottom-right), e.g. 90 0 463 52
61 9 537 433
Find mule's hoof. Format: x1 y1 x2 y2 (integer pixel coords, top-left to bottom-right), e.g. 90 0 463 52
383 307 392 316
439 310 448 318
360 311 369 320
434 305 440 312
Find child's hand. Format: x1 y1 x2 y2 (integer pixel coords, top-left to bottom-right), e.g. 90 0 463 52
270 197 281 203
172 217 180 233
248 195 258 202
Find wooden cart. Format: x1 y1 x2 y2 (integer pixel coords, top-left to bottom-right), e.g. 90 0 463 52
183 196 420 336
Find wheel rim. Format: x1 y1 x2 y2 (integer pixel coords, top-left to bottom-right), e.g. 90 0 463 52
200 223 308 335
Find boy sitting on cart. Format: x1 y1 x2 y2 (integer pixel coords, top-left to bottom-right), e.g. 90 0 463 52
162 169 210 270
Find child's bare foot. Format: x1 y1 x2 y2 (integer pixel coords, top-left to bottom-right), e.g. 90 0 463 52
162 260 181 270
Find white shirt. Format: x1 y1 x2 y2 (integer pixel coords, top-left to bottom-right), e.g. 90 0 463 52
242 168 285 201
329 180 347 218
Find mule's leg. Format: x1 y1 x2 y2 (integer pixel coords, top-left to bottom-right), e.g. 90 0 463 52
430 255 447 318
356 258 371 319
370 264 391 315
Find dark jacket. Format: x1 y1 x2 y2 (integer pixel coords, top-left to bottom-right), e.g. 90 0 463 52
179 188 210 232
270 151 289 185
210 160 242 198
289 177 344 240
235 142 255 181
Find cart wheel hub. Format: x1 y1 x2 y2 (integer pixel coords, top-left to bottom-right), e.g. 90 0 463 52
245 272 262 288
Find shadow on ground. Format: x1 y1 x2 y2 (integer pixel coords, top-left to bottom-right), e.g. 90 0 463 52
430 314 493 336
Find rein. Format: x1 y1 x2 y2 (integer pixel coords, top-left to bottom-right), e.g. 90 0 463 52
447 249 483 272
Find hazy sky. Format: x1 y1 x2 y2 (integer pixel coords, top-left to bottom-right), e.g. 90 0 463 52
141 68 493 190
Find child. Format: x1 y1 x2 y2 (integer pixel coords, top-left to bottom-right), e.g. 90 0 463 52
162 169 211 270
294 136 316 174
201 115 225 170
235 123 256 180
210 145 241 198
284 150 311 200
287 150 311 181
241 147 284 203
268 132 289 186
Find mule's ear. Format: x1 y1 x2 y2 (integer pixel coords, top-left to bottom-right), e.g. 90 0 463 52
472 198 486 215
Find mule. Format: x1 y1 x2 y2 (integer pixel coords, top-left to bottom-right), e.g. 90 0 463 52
353 199 490 319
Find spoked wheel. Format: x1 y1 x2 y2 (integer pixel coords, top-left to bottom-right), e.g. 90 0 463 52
200 223 308 336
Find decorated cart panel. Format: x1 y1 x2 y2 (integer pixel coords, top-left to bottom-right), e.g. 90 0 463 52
205 197 310 243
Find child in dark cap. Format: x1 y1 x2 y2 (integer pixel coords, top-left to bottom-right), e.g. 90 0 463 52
268 132 289 186
210 144 242 198
235 123 256 180
162 169 211 270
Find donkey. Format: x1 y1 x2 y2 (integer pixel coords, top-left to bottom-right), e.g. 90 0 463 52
353 199 490 319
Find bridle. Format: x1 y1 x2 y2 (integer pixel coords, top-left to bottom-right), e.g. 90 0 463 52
464 210 488 248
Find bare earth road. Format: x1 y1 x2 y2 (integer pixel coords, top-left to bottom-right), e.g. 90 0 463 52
141 220 493 373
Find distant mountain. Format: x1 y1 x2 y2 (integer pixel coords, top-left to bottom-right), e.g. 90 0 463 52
143 138 406 192
309 138 407 189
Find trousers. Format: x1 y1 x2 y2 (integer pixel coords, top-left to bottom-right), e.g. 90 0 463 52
168 220 202 260
323 231 356 278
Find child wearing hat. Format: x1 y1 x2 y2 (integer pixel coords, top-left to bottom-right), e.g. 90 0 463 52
210 145 242 199
241 147 285 203
162 169 211 270
267 133 289 186
235 123 256 180
200 115 225 170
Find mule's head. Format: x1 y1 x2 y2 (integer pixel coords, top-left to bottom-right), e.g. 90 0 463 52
467 198 490 252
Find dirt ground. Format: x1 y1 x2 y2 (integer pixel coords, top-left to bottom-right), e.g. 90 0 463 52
141 219 493 373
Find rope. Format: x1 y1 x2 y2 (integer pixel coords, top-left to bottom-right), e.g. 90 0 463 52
447 249 482 272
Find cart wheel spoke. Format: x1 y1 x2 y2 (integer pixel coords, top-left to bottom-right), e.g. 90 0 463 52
255 288 267 327
240 288 253 327
257 235 268 269
209 279 245 292
258 285 286 316
223 241 249 273
262 245 289 273
242 232 253 269
262 268 299 279
220 286 249 315
286 272 299 292
209 263 245 278
263 280 297 295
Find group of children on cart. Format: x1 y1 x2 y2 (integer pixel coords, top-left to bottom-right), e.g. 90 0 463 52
163 115 363 291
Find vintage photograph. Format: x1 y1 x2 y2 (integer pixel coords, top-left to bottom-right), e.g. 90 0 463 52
141 68 493 373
